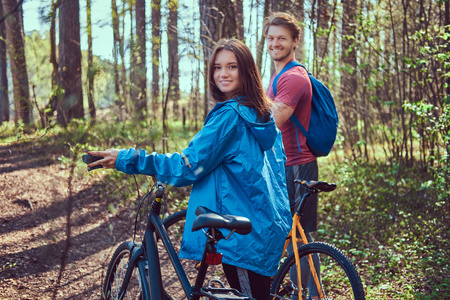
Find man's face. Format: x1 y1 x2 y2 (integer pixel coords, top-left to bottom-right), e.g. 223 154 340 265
266 25 298 63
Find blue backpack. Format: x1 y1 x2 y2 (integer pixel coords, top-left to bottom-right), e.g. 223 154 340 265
273 60 338 157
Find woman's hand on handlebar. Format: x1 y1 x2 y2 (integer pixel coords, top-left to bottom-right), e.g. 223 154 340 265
87 149 120 169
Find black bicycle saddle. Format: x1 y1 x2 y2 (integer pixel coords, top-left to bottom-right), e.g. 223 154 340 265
192 206 252 235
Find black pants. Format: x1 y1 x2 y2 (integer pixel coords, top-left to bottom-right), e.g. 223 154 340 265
285 160 319 232
222 263 271 300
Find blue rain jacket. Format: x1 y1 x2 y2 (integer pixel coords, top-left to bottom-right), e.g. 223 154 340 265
115 98 292 277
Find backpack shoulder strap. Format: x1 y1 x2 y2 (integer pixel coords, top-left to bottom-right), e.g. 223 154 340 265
272 60 302 96
272 60 310 138
290 114 308 138
272 60 311 154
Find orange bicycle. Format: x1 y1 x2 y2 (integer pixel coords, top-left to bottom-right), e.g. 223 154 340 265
270 179 365 300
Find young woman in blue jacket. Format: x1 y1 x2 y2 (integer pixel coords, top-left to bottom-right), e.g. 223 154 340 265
88 39 292 299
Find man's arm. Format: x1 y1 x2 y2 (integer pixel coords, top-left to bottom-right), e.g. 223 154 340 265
272 102 294 128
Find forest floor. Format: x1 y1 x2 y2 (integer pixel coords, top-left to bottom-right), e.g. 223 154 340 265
0 138 141 299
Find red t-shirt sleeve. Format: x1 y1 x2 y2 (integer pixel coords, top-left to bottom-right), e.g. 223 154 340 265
267 66 315 166
273 69 311 110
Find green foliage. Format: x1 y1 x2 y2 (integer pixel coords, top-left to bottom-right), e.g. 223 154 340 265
25 30 53 104
403 99 450 209
317 157 449 299
24 29 116 121
77 115 194 211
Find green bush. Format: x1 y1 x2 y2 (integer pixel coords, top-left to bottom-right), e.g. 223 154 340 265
317 157 449 299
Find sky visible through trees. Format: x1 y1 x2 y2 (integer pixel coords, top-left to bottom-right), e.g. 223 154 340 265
21 0 288 92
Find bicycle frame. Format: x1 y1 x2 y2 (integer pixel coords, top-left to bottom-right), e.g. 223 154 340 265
116 184 192 299
114 182 236 300
281 187 325 299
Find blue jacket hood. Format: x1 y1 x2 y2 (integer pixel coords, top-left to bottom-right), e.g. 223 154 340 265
206 98 277 151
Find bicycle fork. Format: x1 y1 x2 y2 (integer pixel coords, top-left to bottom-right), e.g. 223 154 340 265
117 244 150 299
282 213 325 299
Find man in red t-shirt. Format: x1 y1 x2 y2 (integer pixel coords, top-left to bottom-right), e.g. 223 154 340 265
263 12 321 300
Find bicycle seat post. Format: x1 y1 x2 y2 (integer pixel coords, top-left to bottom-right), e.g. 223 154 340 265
191 228 223 299
296 187 316 217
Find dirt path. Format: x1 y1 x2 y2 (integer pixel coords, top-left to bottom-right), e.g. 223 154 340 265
0 140 135 299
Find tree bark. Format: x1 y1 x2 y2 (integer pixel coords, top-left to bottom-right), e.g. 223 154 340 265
43 0 61 125
339 0 358 155
199 0 217 119
315 0 331 82
168 0 180 120
235 0 244 40
199 0 239 119
445 0 450 100
294 0 305 63
135 0 147 120
129 1 136 114
256 0 270 73
2 0 30 124
86 0 96 122
151 0 161 114
111 0 122 116
58 0 83 125
120 0 127 115
0 1 9 123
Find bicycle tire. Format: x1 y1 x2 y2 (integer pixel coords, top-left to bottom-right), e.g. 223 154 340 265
103 241 147 300
270 242 365 300
160 209 228 299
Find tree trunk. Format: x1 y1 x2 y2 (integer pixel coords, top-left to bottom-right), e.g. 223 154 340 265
235 0 244 40
339 0 359 156
0 1 9 123
315 0 329 58
86 0 96 122
43 0 61 125
58 0 83 125
315 0 331 82
120 1 127 115
2 0 30 124
256 0 270 73
168 0 180 120
199 0 218 119
151 0 161 114
135 0 147 120
111 0 122 117
293 0 305 63
445 0 450 104
129 1 137 114
199 0 239 119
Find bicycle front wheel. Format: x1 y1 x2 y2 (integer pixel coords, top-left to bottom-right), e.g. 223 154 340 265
271 242 365 300
103 241 146 300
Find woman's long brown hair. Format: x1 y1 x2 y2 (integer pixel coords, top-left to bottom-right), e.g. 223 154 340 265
208 39 272 122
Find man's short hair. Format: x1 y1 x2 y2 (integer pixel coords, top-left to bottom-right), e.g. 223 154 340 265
263 12 301 41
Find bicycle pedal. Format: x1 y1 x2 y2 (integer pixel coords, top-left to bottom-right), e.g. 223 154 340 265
200 287 254 300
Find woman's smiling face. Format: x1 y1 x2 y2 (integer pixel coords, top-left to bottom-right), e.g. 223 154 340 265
213 49 240 99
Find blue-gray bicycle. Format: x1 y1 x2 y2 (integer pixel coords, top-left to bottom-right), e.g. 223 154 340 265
102 177 253 300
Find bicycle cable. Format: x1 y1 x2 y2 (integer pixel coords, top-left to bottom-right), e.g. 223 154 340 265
131 175 168 243
132 175 151 243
